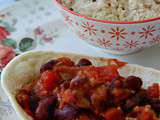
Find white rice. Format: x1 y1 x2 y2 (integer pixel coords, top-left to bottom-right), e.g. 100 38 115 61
61 0 160 21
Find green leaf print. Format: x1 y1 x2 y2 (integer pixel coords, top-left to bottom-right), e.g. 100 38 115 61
6 26 16 32
3 38 17 49
19 38 36 52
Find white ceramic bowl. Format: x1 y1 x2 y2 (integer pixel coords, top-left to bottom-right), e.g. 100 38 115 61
1 51 160 120
54 0 160 54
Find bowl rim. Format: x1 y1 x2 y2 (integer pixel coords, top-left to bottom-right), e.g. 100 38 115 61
53 0 160 24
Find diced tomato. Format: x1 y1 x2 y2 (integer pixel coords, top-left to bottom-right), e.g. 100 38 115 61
104 108 125 120
79 65 120 86
16 57 160 120
110 59 127 68
16 90 33 117
111 88 131 105
59 89 75 108
25 107 34 117
59 89 90 109
57 57 75 66
91 85 109 113
148 83 160 99
41 71 60 91
54 66 79 80
74 91 90 109
133 106 158 120
16 91 31 109
54 65 119 84
138 110 157 120
78 115 90 120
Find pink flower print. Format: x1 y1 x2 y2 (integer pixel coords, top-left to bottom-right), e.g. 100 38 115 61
124 40 139 49
97 38 112 48
150 35 160 44
0 14 5 18
42 35 53 43
81 22 97 36
34 27 44 35
139 25 156 39
0 45 15 69
0 26 10 42
76 31 87 40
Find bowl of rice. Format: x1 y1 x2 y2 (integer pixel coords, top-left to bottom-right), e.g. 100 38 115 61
54 0 160 54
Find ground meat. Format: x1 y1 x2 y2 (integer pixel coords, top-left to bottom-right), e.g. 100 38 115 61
16 57 160 120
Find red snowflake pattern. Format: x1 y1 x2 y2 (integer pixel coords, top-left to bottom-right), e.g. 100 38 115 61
88 39 97 46
124 40 139 49
142 41 147 44
150 35 160 44
108 27 127 40
64 15 73 25
139 25 156 39
76 31 87 40
130 32 136 35
101 30 106 34
81 22 97 35
108 27 127 46
75 22 79 26
97 38 112 48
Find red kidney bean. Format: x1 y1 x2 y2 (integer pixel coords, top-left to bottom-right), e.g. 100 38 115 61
97 116 105 120
123 76 142 91
40 60 58 73
29 93 39 113
137 89 150 105
35 96 57 120
78 114 97 120
77 58 92 66
60 81 70 90
147 83 159 99
123 89 150 113
123 96 140 113
54 105 78 120
110 77 123 88
150 98 160 114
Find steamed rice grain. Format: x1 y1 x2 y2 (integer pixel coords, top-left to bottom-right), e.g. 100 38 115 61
61 0 160 22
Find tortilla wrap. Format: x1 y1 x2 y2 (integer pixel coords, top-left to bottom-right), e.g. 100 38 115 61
1 51 160 120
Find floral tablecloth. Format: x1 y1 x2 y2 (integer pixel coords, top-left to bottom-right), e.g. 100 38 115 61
0 0 160 119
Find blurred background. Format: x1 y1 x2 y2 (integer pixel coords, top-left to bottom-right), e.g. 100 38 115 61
0 0 14 9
